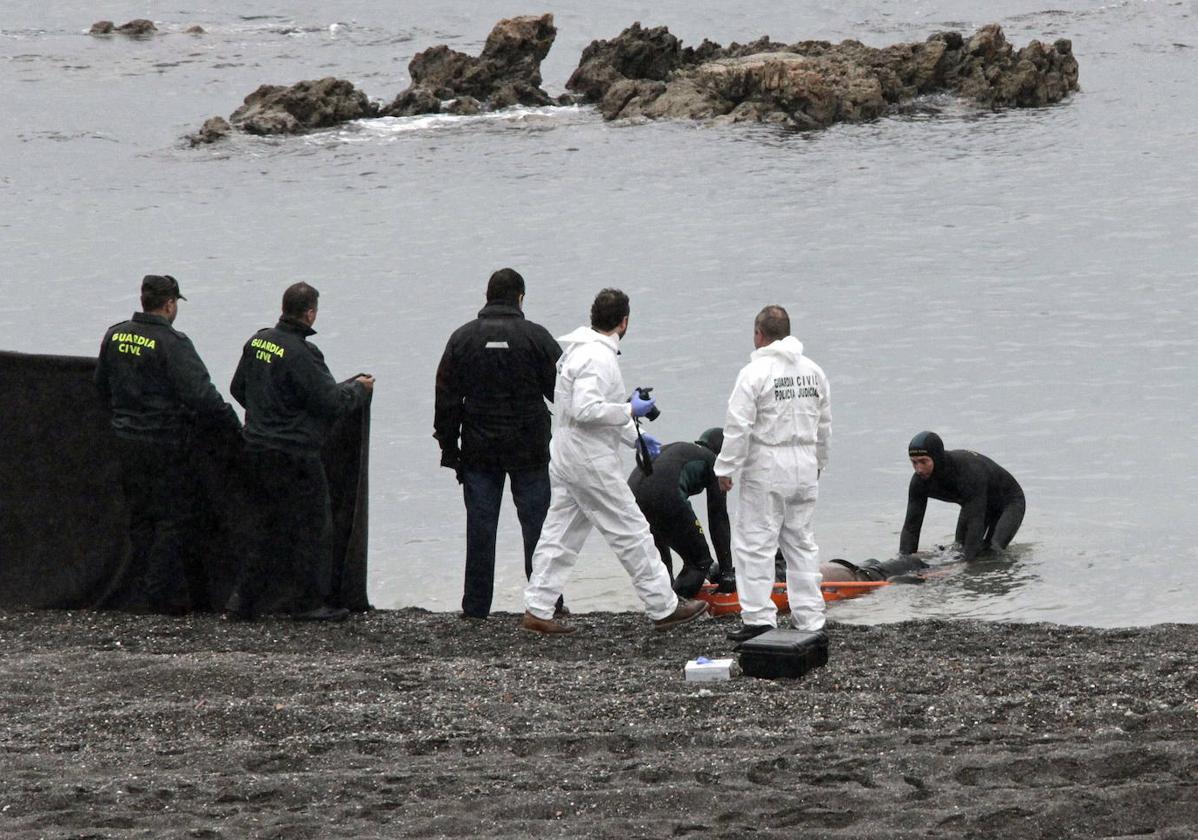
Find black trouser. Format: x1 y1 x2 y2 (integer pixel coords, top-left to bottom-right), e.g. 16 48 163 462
956 493 1027 553
115 436 196 611
236 448 335 614
637 496 713 599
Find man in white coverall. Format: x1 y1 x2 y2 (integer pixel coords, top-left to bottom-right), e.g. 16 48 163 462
521 288 710 634
715 305 831 643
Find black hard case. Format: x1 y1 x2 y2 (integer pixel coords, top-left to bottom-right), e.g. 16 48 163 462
734 628 828 679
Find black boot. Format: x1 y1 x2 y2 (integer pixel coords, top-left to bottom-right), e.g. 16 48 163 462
725 623 771 643
292 605 349 622
223 590 256 622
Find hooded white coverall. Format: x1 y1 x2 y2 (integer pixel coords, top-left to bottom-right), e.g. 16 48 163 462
523 327 679 620
714 335 831 631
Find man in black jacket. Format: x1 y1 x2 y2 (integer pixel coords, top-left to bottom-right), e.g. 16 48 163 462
900 431 1025 561
434 268 563 620
628 428 735 598
95 274 241 614
229 282 374 621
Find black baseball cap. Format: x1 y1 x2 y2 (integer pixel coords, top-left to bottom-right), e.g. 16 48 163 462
142 274 186 301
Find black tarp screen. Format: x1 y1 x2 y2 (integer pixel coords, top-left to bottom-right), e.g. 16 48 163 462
0 349 371 612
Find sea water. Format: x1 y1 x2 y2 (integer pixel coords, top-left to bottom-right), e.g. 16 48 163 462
2 1 1195 625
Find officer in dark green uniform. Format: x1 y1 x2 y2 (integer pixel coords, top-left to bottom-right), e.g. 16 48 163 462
228 282 374 622
95 274 241 614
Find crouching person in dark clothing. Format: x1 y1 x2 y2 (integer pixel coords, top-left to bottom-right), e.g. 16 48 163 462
628 428 735 598
228 282 374 621
901 430 1025 561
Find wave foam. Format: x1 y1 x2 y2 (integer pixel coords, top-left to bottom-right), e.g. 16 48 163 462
318 104 591 143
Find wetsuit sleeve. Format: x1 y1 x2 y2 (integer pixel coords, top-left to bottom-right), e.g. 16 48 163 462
705 473 734 572
433 337 462 465
713 364 760 478
956 492 988 561
899 477 928 555
167 336 241 432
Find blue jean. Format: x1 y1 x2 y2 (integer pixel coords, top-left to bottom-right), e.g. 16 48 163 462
461 465 553 618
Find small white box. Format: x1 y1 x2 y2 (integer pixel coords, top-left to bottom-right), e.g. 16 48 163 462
685 657 736 682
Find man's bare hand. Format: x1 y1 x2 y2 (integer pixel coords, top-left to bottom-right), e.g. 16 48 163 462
355 374 375 393
718 476 733 493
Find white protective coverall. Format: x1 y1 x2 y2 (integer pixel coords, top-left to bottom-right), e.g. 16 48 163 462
714 335 831 630
523 327 679 620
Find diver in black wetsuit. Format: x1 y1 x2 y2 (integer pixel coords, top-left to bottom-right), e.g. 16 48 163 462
900 431 1025 561
628 428 735 598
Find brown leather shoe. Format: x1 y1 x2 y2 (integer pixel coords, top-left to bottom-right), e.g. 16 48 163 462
520 610 576 635
652 598 709 632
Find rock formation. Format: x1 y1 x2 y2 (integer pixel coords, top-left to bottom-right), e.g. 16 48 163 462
567 23 1079 128
380 14 557 117
190 15 558 143
189 78 378 144
89 19 158 37
186 17 1079 144
188 117 232 147
228 78 378 136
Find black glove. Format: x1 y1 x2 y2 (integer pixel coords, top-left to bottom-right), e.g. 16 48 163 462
440 449 463 484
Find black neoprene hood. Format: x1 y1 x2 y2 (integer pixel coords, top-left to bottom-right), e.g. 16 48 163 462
908 430 946 469
697 427 724 455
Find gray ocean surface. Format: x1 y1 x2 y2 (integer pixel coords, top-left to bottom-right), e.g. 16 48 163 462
3 1 1195 627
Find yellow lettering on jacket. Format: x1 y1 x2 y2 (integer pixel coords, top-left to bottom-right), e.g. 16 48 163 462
111 332 156 350
250 338 285 358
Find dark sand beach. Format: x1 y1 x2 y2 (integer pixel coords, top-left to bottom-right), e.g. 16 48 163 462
1 608 1195 839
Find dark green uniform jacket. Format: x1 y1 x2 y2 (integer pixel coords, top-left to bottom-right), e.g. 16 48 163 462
95 311 239 441
231 316 367 455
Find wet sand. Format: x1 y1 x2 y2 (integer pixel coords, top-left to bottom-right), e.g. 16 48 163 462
1 608 1195 839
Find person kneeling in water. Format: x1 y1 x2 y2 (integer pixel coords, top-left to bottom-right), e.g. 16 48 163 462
900 431 1025 561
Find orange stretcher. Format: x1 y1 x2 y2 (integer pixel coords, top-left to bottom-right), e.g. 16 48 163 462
695 580 891 616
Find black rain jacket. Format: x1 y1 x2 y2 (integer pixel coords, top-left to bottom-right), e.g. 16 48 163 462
434 301 561 472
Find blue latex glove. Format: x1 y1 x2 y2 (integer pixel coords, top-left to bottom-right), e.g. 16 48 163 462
630 390 657 418
640 432 662 460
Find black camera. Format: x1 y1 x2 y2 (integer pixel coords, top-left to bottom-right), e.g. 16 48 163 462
633 386 660 421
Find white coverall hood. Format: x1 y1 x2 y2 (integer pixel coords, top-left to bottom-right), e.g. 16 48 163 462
548 326 637 473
